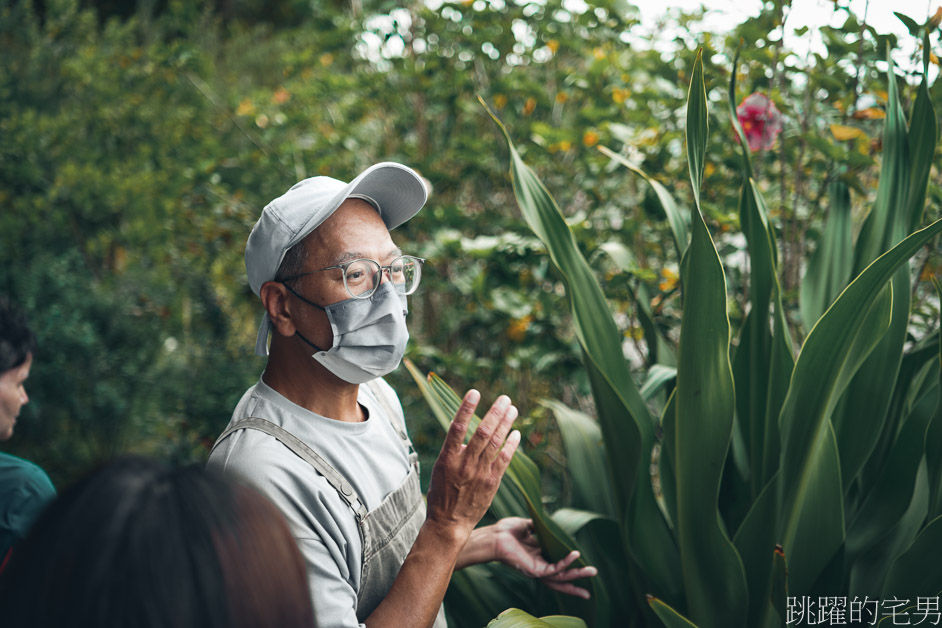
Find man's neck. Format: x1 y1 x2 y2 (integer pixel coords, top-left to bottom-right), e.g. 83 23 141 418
262 338 365 423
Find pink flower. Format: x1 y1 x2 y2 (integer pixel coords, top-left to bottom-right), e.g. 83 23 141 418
736 93 783 151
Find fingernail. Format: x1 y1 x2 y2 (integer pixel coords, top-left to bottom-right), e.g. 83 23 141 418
467 390 480 404
587 567 598 576
496 395 510 409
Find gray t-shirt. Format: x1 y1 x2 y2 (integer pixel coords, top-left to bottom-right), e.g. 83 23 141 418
207 377 411 628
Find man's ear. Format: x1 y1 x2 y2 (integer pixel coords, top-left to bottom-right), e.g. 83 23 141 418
260 281 297 337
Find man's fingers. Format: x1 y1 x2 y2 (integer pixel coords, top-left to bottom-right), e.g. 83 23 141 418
543 580 591 600
443 389 480 454
545 550 581 574
466 395 511 458
485 403 518 459
543 566 599 581
494 430 521 472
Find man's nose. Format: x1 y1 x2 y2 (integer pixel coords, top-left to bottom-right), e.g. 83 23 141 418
21 388 29 405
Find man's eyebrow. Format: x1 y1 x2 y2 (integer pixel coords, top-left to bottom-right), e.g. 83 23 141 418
327 251 364 266
327 247 402 266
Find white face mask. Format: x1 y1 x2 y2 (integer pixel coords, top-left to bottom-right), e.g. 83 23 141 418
284 281 409 384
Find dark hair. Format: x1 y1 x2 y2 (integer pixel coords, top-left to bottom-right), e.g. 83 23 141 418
0 457 313 628
274 238 309 282
0 296 36 373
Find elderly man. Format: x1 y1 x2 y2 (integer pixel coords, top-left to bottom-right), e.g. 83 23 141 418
208 163 594 627
0 296 55 572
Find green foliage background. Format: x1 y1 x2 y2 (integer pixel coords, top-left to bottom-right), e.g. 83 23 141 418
1 0 941 622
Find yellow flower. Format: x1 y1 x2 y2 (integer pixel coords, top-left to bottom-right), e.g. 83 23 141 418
523 97 536 116
593 47 605 60
612 87 631 104
547 39 559 54
236 99 255 117
659 268 678 292
494 94 507 110
319 53 334 66
582 130 599 147
556 92 568 104
507 315 533 342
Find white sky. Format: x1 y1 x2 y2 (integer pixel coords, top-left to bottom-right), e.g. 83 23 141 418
634 0 938 71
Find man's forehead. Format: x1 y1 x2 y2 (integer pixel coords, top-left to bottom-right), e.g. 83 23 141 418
303 200 398 265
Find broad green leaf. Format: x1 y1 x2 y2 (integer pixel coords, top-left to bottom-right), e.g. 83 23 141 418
775 216 942 595
541 399 617 517
846 365 937 595
553 508 634 626
482 97 682 602
852 49 910 272
904 44 938 231
640 365 677 402
686 49 707 207
732 179 785 496
674 50 748 628
598 145 689 261
836 49 918 494
881 514 942 599
928 280 942 521
800 180 853 332
648 596 700 628
447 565 541 628
727 43 753 179
486 608 587 628
658 389 678 530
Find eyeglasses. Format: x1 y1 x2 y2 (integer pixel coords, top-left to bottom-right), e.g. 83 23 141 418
280 255 425 299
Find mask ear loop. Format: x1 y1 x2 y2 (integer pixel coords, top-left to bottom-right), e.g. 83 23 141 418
281 282 331 352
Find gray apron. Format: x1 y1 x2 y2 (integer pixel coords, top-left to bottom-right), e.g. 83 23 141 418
212 381 447 627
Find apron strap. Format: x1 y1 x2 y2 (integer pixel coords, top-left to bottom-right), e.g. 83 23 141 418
212 417 368 522
365 380 413 447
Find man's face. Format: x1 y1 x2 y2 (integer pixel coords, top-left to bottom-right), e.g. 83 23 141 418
288 199 401 345
0 353 32 441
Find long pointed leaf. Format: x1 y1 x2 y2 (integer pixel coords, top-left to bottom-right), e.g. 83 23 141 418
800 180 853 331
482 97 683 602
775 217 942 596
674 50 749 628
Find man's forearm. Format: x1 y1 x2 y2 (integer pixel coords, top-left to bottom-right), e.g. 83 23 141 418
364 520 468 628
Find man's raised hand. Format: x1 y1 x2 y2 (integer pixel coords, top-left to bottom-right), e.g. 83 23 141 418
425 389 521 540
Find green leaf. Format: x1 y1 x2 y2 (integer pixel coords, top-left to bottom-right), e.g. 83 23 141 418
541 399 617 517
598 145 689 261
482 97 683 603
775 216 942 596
882 515 942 599
674 50 749 628
486 608 587 628
904 57 938 232
727 42 753 179
835 48 916 494
928 279 942 521
800 180 853 332
846 361 937 595
648 596 700 628
686 49 708 208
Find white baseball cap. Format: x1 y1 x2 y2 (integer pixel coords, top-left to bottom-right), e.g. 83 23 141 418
246 162 428 355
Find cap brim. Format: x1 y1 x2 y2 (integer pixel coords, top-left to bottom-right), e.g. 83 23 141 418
290 162 427 250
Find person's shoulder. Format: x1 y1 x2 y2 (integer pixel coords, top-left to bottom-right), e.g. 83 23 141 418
0 453 55 498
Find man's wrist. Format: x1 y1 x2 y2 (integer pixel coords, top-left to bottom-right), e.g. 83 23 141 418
454 524 499 570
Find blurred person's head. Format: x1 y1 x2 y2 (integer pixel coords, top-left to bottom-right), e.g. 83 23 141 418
0 456 313 628
0 296 36 441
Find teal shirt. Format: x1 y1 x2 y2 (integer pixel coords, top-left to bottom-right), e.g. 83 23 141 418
0 453 56 558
